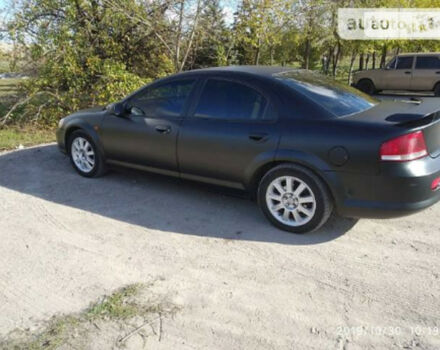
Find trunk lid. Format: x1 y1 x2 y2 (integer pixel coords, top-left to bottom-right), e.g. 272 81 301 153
343 98 440 157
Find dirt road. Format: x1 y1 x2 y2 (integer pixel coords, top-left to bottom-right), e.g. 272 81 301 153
0 145 439 349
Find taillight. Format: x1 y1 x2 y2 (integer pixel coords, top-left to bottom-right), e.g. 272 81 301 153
380 131 428 161
432 177 440 191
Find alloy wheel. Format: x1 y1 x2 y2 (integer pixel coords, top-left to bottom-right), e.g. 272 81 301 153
71 137 95 173
265 176 316 227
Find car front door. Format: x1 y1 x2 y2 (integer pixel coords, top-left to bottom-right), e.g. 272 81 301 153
100 79 196 174
383 56 414 90
411 55 440 91
177 77 280 188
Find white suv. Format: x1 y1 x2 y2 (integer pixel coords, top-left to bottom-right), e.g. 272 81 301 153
352 53 440 96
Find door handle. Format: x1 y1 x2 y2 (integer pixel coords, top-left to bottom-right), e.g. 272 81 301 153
249 132 269 142
155 125 171 134
436 71 440 74
404 71 411 75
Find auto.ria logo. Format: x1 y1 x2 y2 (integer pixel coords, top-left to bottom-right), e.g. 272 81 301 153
338 8 440 40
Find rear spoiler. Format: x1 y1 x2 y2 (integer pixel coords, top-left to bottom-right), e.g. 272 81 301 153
385 111 440 127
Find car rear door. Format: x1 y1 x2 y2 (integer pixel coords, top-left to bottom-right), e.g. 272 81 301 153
99 79 197 174
177 77 280 188
411 55 440 91
383 56 414 90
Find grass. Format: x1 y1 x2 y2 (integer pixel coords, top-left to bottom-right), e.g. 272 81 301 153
0 59 12 74
85 283 160 321
0 77 21 96
0 127 55 151
0 283 176 350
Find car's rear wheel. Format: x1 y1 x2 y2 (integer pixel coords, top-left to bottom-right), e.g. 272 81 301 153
434 83 440 97
68 130 106 177
258 164 333 234
356 79 376 95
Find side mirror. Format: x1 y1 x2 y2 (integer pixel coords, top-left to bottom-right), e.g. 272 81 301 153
107 102 126 117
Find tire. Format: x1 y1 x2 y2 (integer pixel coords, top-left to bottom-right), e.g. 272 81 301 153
434 83 440 97
68 130 107 178
257 164 333 234
356 79 376 95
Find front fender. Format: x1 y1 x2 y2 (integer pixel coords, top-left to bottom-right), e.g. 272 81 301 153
62 118 106 159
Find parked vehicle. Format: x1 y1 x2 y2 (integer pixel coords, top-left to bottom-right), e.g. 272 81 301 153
353 53 440 96
57 66 440 233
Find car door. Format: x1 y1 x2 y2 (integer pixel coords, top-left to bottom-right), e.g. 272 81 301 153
99 79 196 174
177 77 280 188
411 55 440 91
383 56 414 90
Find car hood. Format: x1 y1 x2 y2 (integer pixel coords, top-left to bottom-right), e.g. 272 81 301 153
70 106 106 117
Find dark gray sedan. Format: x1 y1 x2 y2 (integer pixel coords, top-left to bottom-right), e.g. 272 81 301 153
57 66 440 233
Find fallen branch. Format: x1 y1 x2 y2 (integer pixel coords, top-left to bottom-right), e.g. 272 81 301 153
117 315 162 345
0 91 61 126
158 312 163 342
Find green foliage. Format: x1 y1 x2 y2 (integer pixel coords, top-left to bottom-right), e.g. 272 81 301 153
7 0 172 125
191 0 228 68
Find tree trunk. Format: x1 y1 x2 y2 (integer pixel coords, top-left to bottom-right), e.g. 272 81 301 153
332 41 341 77
254 36 262 65
365 53 370 69
304 38 311 69
175 0 184 72
359 52 364 71
372 51 376 69
254 48 260 65
270 46 274 65
348 50 357 85
325 47 332 74
380 44 387 68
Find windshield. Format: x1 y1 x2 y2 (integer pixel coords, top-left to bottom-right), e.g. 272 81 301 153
275 70 378 117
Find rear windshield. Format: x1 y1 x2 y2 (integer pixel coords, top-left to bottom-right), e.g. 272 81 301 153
275 70 378 117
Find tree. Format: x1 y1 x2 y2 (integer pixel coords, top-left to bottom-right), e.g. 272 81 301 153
191 0 228 68
233 0 293 65
7 0 173 124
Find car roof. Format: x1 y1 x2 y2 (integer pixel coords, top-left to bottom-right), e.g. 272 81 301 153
170 65 296 79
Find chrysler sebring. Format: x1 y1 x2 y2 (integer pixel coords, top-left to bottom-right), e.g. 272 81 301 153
56 66 440 233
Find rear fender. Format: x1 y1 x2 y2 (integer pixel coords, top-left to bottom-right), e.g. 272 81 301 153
274 149 344 204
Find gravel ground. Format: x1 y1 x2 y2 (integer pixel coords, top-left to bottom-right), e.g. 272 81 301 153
0 144 439 349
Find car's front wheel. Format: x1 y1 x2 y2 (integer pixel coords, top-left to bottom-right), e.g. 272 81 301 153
68 130 107 177
258 164 333 234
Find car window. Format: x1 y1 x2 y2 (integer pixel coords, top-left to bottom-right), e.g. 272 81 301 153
129 79 195 118
415 56 440 69
396 56 413 70
276 70 377 118
386 57 397 69
194 79 268 121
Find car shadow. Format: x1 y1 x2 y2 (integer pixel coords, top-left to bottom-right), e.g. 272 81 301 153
0 145 358 245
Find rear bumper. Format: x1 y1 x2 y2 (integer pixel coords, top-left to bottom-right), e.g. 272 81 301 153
330 156 440 218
